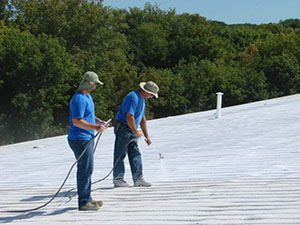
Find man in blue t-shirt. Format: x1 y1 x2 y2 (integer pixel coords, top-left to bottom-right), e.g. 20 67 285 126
68 71 109 211
113 81 159 187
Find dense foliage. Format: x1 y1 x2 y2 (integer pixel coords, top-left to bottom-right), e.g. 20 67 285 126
0 0 299 145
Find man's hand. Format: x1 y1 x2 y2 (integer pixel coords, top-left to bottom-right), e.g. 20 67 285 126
96 118 111 128
104 119 112 127
126 113 142 138
95 124 107 133
144 137 152 146
135 130 143 139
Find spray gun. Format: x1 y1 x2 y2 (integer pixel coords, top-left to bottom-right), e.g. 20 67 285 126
96 118 112 126
158 152 164 159
144 138 164 160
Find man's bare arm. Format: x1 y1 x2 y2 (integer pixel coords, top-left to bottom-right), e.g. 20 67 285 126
126 113 143 138
140 116 151 145
72 118 106 132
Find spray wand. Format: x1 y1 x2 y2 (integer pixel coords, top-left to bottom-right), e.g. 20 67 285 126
144 138 164 160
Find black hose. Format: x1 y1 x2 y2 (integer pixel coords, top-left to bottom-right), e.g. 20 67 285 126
64 138 137 200
2 132 101 213
92 138 137 185
2 132 138 213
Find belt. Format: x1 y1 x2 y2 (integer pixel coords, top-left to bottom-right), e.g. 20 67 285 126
115 120 130 131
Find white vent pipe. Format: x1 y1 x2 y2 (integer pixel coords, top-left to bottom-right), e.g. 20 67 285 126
216 92 224 118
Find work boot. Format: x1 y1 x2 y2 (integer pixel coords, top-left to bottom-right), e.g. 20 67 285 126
79 201 100 211
113 179 129 187
91 199 103 207
134 177 151 187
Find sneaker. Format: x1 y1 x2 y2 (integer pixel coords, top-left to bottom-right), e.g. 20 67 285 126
113 179 130 187
91 199 103 207
79 201 100 211
134 178 151 187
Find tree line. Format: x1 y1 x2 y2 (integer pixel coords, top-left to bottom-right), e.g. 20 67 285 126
0 0 299 145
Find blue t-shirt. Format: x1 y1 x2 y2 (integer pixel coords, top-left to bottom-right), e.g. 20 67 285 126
116 89 145 128
68 91 95 140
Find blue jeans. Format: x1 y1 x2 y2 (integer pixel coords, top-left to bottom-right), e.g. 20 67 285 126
113 121 143 182
68 138 94 208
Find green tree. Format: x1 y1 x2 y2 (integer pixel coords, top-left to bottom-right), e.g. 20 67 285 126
173 58 218 113
280 19 300 28
261 54 300 96
168 13 211 66
138 67 188 118
0 28 79 144
1 1 300 145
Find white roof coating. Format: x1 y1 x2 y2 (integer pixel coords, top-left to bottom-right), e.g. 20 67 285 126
0 94 300 224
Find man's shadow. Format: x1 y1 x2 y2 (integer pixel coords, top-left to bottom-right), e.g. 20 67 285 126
0 185 114 223
20 190 76 202
0 207 78 224
0 190 79 223
0 211 46 223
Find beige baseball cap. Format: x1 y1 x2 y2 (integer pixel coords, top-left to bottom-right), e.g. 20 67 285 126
79 71 103 90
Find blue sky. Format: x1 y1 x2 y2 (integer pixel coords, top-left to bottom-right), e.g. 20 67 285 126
102 0 300 24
